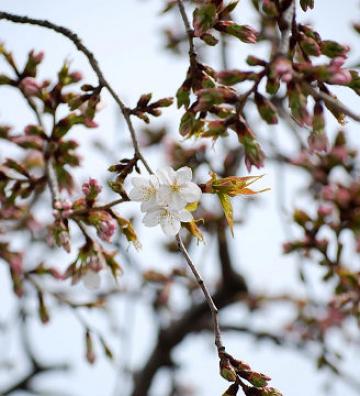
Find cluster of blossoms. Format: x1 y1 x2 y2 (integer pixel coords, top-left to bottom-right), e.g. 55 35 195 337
128 166 202 236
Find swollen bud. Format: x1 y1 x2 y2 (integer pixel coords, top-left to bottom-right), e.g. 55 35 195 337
254 92 278 124
320 40 349 58
220 359 237 382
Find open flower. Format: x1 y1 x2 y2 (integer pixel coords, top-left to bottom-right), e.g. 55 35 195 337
143 206 192 236
128 166 201 236
156 166 202 210
128 175 159 211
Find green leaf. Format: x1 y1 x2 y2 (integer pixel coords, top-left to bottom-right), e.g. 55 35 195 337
254 93 278 124
320 40 348 58
176 84 191 108
217 192 234 235
179 111 204 137
193 4 217 37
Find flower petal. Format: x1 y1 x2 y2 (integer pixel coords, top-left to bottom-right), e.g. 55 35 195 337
143 209 162 227
140 196 158 212
176 209 193 223
181 182 202 203
149 174 160 189
176 166 192 184
157 167 176 185
128 186 149 201
157 185 172 206
160 213 181 236
168 192 187 210
131 176 149 187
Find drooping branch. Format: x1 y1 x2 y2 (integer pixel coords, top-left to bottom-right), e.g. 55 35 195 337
131 265 248 396
176 233 225 355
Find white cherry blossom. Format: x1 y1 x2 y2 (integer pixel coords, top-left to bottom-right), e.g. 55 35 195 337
143 206 192 236
156 166 202 210
128 166 202 236
128 175 159 211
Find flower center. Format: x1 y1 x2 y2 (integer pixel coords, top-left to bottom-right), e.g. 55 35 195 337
171 183 181 192
144 187 155 200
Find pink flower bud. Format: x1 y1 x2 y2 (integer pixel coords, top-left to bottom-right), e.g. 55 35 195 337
82 178 102 201
62 199 73 210
335 187 351 206
273 57 293 82
331 56 347 68
317 205 333 217
322 185 335 201
329 69 352 85
54 200 63 210
70 71 83 82
49 268 64 280
31 50 45 63
19 77 41 96
84 118 98 128
98 218 116 242
331 146 349 162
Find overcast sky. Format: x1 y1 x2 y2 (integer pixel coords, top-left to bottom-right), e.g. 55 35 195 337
0 1 360 395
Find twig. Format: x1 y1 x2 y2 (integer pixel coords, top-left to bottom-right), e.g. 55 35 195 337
304 82 360 122
279 0 296 55
71 198 126 216
176 233 225 356
44 157 61 205
177 0 197 70
220 35 229 71
0 11 153 175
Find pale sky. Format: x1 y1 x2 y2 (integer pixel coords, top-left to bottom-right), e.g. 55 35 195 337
0 1 360 395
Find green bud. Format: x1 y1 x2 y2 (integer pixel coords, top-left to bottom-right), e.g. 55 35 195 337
255 92 278 124
201 32 219 46
320 40 349 58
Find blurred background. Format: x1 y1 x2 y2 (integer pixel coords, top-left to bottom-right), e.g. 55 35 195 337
0 1 360 395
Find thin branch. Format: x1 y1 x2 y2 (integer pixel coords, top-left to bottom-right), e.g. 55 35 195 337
131 271 247 396
279 0 296 55
176 233 225 356
304 82 360 122
220 35 229 71
0 11 153 174
177 0 197 70
71 198 126 217
44 157 61 205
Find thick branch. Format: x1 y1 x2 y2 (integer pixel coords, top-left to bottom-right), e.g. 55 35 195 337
131 273 247 396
